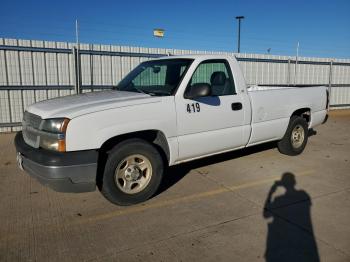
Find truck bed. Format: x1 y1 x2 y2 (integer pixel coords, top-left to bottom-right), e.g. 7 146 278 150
246 85 328 146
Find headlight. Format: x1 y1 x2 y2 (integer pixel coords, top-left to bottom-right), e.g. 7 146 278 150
41 118 70 133
39 118 70 152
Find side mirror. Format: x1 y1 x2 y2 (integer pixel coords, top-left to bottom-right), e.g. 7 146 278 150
185 83 211 99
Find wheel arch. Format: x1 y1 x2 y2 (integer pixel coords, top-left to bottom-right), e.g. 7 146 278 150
291 108 311 125
96 130 170 189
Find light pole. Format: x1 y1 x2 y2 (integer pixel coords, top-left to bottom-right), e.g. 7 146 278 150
235 16 245 53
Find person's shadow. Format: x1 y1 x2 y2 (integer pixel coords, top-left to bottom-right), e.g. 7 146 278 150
263 172 320 262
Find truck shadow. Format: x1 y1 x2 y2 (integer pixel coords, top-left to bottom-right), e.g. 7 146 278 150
157 129 317 196
308 128 317 137
156 141 277 196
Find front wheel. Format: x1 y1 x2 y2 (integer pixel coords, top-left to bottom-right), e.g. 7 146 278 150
100 139 164 206
277 116 309 156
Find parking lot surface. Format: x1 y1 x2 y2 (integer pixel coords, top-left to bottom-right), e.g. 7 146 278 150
0 110 349 261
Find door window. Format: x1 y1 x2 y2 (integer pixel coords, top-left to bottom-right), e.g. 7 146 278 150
187 60 235 96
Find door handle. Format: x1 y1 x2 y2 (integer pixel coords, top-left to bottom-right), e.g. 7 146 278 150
231 102 242 111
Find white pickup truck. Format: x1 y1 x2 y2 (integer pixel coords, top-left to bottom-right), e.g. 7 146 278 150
15 54 329 205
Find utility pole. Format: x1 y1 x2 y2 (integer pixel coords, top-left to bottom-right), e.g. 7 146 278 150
235 16 245 53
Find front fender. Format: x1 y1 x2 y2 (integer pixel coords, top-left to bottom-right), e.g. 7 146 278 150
65 97 177 151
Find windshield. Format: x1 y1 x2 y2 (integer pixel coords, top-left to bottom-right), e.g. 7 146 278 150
115 59 193 96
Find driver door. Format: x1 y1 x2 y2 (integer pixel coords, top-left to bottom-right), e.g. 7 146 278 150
175 59 246 161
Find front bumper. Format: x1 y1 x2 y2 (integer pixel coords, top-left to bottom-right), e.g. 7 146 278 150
14 132 98 193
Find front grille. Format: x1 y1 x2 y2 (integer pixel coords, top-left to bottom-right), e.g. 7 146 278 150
23 111 42 129
22 111 42 148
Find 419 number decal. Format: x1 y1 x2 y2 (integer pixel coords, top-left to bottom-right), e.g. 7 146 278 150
186 103 200 113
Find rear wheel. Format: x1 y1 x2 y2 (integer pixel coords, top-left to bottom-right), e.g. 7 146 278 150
277 116 308 156
100 139 164 206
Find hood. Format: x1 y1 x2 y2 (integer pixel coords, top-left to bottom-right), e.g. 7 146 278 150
26 90 162 119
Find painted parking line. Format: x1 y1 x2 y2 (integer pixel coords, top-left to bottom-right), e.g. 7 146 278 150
74 170 315 225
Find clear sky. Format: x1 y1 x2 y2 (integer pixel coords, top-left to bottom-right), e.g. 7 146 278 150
0 0 349 58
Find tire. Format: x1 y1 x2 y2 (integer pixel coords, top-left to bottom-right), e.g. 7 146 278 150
277 116 308 156
100 138 164 206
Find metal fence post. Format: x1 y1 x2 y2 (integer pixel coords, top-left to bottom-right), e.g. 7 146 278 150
73 47 81 94
55 42 60 97
16 39 25 116
90 44 94 92
30 40 37 103
287 58 291 86
329 60 333 104
77 47 82 94
294 56 298 86
43 41 49 99
3 48 13 131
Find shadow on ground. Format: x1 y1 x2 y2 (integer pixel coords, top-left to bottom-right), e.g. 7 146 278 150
157 128 318 196
157 141 277 195
263 172 319 262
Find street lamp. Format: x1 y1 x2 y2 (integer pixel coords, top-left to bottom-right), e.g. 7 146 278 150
235 16 245 53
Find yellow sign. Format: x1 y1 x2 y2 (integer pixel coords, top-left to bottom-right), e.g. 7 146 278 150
153 29 165 37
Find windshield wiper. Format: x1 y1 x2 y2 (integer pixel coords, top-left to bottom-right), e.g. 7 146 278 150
132 86 149 95
146 90 171 96
115 84 150 95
